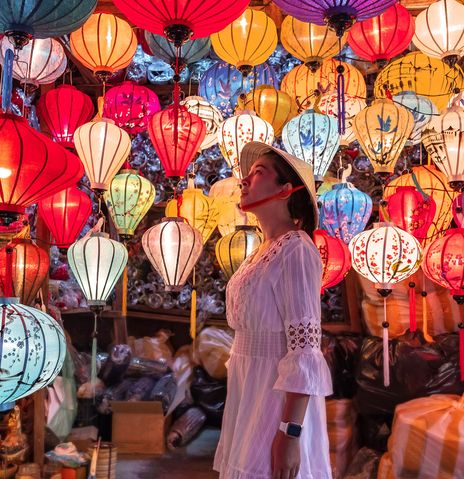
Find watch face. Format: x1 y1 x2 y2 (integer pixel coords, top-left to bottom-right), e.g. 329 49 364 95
287 423 302 437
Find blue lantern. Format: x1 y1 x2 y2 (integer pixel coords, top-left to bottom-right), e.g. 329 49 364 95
282 109 340 181
319 181 373 244
0 298 66 404
199 60 279 118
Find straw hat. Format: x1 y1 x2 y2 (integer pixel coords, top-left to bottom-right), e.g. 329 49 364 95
240 141 319 227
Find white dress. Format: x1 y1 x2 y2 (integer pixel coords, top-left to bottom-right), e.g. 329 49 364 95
213 230 333 479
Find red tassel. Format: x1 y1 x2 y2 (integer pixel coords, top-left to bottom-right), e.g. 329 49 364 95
4 246 13 297
459 324 464 381
176 194 183 218
409 281 416 332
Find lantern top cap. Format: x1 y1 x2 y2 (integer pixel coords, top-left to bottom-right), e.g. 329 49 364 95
90 232 109 239
0 298 19 304
240 141 318 227
161 217 185 223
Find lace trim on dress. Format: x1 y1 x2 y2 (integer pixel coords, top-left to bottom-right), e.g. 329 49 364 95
287 321 321 350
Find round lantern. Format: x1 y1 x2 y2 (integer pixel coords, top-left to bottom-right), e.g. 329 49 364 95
0 239 49 305
70 13 137 80
281 59 366 112
217 111 274 179
236 85 298 136
103 81 161 135
392 91 438 146
38 186 92 249
144 33 211 68
374 52 464 111
216 226 262 280
142 217 203 291
37 85 94 149
382 186 437 244
73 120 131 192
319 181 373 244
113 0 249 41
422 102 464 190
0 0 96 48
211 8 277 76
104 170 155 239
0 298 66 404
452 192 464 227
413 0 464 67
281 16 347 71
68 232 128 307
148 105 206 178
353 99 414 176
180 96 223 150
313 229 351 293
347 4 414 64
282 109 340 181
0 113 84 220
0 37 66 87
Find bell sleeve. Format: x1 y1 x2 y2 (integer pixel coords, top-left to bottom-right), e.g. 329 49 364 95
271 237 333 397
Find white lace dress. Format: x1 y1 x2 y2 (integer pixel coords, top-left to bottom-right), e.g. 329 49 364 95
213 230 333 479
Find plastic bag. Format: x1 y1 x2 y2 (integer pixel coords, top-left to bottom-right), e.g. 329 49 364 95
149 373 178 413
194 327 233 380
167 407 207 450
126 356 170 378
98 344 132 386
128 329 174 365
343 447 382 479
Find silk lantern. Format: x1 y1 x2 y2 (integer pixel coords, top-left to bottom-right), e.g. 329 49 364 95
148 105 206 178
281 16 347 71
104 170 155 239
142 217 203 291
0 298 66 404
38 186 92 249
353 99 414 176
347 4 414 64
68 233 128 308
282 109 340 181
74 120 131 192
319 181 373 244
413 0 464 67
37 85 94 148
103 81 161 135
70 13 137 81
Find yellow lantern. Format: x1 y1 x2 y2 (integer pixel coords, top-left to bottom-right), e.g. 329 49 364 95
374 52 464 111
211 8 277 76
236 85 298 136
353 99 414 175
413 0 464 67
281 59 366 112
384 165 457 246
70 13 137 80
216 226 263 279
280 16 347 72
165 178 219 243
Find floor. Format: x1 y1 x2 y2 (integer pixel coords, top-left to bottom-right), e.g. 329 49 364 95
116 428 220 478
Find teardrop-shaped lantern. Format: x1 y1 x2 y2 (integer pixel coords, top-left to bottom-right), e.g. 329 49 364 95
0 298 66 404
0 239 49 305
142 218 203 291
38 186 92 249
148 105 206 178
68 232 128 307
218 111 274 178
37 85 94 149
104 170 155 240
282 109 340 181
216 226 262 280
74 120 131 192
353 99 414 176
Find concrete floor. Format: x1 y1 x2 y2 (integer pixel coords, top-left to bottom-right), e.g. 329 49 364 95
116 428 220 478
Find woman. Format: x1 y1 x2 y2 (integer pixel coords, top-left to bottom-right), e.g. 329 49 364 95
213 142 333 479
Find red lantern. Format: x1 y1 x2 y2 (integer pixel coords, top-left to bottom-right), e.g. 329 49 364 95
37 85 94 148
38 186 92 249
0 238 50 305
313 229 351 294
148 105 206 177
452 192 464 227
0 113 84 222
382 186 436 243
103 81 161 135
347 4 415 64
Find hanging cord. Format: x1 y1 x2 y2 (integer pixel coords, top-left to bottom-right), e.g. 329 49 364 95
336 37 346 135
408 281 417 332
382 295 390 387
458 302 464 381
190 266 197 341
1 47 14 112
90 309 99 398
421 273 433 342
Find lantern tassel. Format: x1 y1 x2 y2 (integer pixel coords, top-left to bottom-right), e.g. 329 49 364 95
409 281 417 332
336 63 346 135
4 246 13 297
190 265 197 340
382 296 390 387
91 311 98 398
1 48 14 112
422 275 433 342
459 322 464 381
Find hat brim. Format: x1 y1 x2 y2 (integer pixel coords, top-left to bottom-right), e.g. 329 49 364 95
240 142 319 228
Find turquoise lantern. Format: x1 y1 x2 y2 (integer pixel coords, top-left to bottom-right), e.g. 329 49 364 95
319 180 373 244
282 109 340 181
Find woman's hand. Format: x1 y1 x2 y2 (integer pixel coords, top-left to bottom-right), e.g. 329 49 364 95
271 429 300 479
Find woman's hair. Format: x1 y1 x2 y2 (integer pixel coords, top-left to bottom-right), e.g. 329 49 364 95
264 151 317 237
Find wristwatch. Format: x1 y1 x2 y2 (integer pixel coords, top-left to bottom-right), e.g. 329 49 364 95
279 421 303 438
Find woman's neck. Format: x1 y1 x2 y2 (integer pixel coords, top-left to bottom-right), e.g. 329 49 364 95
259 219 299 242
